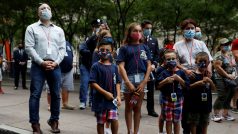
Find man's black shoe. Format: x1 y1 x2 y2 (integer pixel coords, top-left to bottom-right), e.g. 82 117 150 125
47 120 60 133
23 86 28 90
31 123 43 134
148 111 158 117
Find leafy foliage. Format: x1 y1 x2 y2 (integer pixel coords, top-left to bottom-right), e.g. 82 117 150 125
0 0 238 50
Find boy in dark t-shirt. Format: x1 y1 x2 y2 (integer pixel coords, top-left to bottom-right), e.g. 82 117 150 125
187 52 215 134
156 49 189 134
89 38 121 134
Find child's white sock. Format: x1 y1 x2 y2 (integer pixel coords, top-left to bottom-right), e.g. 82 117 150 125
104 127 112 134
130 129 133 134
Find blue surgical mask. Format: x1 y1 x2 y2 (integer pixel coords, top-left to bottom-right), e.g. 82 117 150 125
166 60 177 69
184 29 195 39
223 46 231 51
143 29 152 37
98 49 111 60
41 8 52 20
195 32 202 40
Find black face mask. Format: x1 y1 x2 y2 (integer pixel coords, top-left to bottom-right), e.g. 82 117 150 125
165 60 177 69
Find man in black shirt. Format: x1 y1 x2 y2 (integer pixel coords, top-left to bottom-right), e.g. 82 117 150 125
13 42 28 90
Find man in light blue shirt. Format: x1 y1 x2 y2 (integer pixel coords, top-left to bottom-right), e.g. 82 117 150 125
25 3 65 134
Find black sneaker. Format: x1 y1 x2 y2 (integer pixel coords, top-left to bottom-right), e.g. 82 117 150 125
231 108 238 114
23 86 28 90
148 111 158 117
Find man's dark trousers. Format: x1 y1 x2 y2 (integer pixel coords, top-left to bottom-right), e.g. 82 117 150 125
14 63 27 88
146 80 156 114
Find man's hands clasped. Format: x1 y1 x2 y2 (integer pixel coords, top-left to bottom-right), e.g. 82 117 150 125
41 60 58 70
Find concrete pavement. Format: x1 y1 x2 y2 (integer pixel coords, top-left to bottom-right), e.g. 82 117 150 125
0 78 238 134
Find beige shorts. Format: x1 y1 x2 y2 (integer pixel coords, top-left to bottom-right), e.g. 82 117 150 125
61 69 74 91
44 69 74 93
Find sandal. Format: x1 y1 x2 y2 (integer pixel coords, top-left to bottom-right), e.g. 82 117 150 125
62 104 75 110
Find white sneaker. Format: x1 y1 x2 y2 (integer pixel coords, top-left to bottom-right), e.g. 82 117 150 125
220 115 224 120
130 129 133 134
143 94 147 100
231 108 238 114
104 128 112 134
79 102 86 110
211 114 222 122
222 114 235 121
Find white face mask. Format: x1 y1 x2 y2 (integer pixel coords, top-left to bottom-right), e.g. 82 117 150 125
40 8 52 20
95 28 100 33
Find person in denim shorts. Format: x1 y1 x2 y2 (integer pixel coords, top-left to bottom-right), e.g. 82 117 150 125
117 22 152 134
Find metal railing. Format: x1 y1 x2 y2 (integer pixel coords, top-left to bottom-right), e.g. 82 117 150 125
2 60 80 79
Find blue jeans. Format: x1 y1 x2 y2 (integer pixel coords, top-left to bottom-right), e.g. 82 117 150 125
79 64 90 104
29 63 61 123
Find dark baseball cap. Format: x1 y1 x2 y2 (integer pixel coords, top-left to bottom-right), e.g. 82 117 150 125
99 37 114 45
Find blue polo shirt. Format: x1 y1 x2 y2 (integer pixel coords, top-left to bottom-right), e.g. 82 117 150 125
117 44 152 75
89 62 121 112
